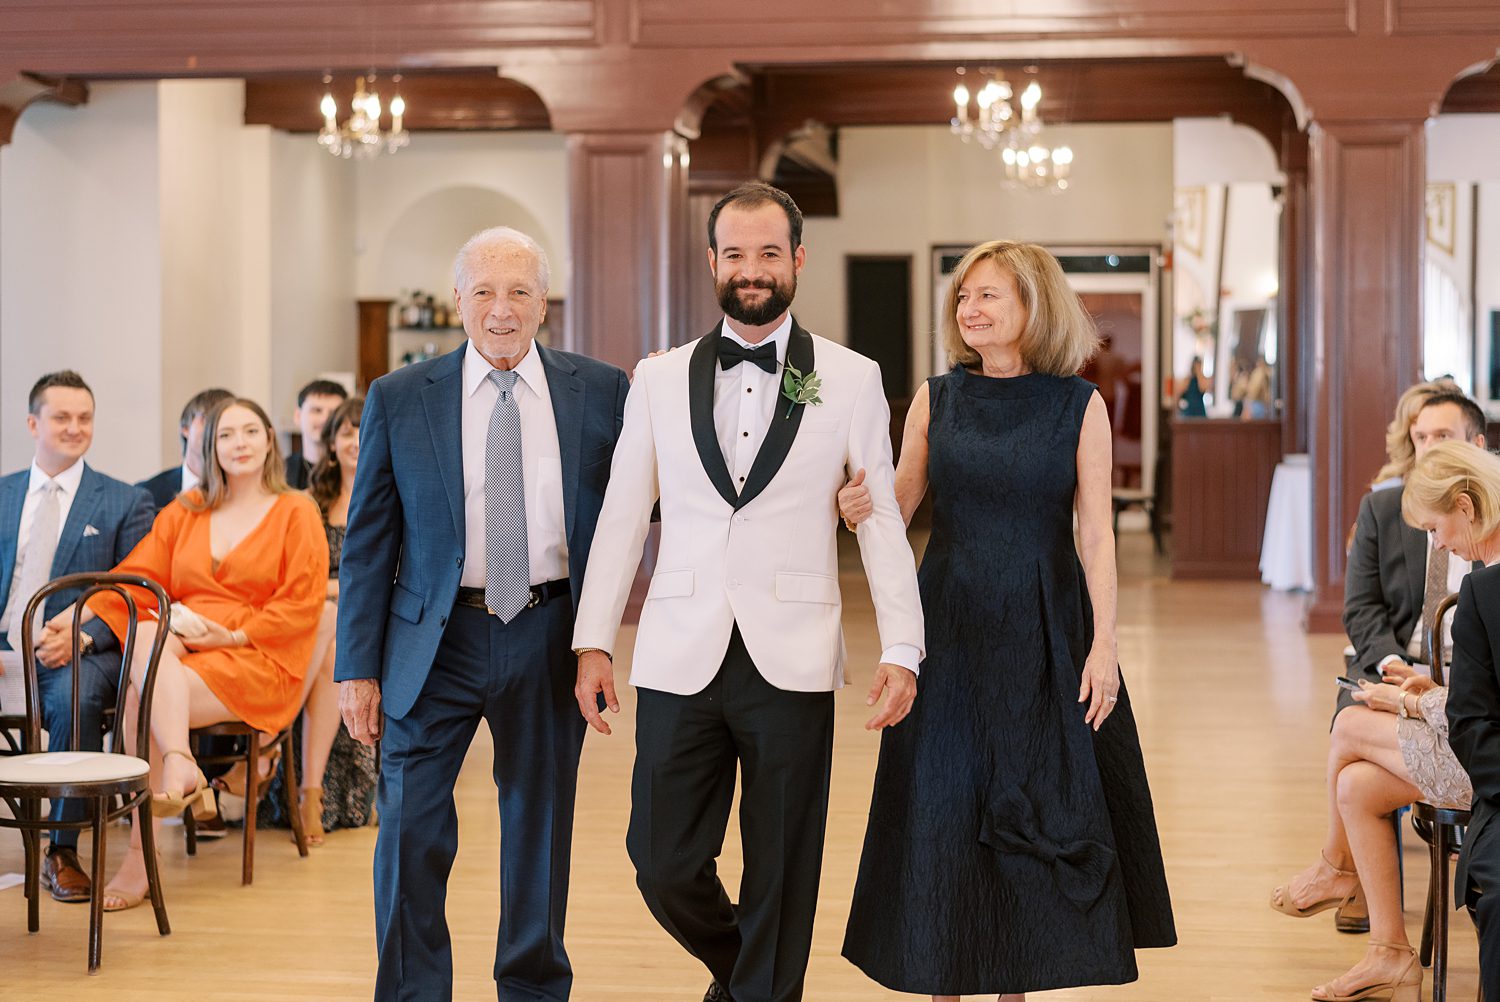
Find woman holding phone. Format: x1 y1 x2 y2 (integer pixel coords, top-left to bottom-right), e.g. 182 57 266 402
1268 440 1497 1001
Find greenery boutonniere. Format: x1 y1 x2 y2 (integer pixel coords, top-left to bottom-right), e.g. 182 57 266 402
781 363 823 418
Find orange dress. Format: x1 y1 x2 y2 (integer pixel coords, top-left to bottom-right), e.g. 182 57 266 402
89 490 329 733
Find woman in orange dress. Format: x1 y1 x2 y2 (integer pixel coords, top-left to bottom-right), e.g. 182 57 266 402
62 397 327 910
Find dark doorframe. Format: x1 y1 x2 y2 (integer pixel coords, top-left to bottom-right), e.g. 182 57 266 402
845 254 914 401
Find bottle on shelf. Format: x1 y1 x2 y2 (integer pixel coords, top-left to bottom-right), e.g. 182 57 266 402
420 295 435 329
402 291 423 328
433 300 448 329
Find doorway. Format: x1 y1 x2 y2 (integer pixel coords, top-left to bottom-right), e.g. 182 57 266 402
846 255 914 400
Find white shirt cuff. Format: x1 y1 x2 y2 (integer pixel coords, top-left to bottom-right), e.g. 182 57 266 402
1378 653 1407 671
880 644 922 675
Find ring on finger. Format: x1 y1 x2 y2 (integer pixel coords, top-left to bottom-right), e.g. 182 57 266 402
1106 695 1119 703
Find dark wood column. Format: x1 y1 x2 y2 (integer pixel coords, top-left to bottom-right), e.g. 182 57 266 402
1303 118 1425 632
562 130 689 370
1277 127 1310 458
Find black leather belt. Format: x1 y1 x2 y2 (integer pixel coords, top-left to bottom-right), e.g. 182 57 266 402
454 580 569 613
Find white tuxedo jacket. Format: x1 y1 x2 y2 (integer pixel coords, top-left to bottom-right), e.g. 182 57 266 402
572 321 924 694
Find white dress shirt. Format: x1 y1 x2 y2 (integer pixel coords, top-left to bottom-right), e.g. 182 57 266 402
713 316 792 488
458 340 568 589
180 463 199 495
712 316 919 674
1 458 84 627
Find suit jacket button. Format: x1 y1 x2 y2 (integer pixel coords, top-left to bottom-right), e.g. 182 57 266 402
440 615 448 627
456 557 463 567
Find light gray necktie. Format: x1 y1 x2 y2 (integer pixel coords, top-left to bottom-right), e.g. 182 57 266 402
7 480 62 650
484 369 531 623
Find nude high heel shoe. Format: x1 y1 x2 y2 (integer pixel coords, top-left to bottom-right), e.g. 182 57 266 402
1309 941 1421 1002
150 748 216 822
1270 850 1360 918
297 786 325 847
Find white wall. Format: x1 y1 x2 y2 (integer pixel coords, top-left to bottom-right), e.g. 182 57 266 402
0 83 163 481
1171 119 1284 405
158 79 273 462
352 132 569 305
798 122 1175 386
1 80 358 478
268 130 356 429
1173 117 1283 186
1427 115 1500 399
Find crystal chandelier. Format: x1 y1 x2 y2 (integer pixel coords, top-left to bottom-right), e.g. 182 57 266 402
318 72 410 159
950 68 1073 192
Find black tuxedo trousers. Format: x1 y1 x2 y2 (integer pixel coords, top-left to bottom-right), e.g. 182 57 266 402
627 625 835 1002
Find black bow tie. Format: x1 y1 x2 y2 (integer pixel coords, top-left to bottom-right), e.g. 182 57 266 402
717 337 778 374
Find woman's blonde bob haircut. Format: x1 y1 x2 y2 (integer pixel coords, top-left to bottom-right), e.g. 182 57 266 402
180 397 291 512
1402 440 1500 542
1374 378 1462 485
941 240 1100 376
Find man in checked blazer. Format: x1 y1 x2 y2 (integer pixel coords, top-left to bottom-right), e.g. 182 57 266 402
0 370 153 902
336 227 628 1001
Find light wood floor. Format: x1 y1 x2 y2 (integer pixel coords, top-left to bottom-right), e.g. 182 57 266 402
0 532 1480 1000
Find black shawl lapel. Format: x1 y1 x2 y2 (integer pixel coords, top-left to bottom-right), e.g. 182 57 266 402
736 321 814 510
689 331 740 508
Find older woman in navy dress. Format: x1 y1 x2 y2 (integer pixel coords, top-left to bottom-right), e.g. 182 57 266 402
837 241 1175 1000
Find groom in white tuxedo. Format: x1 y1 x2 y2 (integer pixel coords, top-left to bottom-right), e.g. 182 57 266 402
572 182 924 1002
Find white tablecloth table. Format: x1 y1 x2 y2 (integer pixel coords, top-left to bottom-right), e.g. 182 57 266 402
1260 453 1314 591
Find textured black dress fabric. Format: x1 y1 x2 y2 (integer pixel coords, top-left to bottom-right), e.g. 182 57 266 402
841 367 1176 996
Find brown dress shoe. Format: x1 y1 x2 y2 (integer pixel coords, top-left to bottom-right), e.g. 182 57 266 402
40 846 91 903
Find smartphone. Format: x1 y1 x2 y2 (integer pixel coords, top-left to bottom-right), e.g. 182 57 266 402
1335 675 1365 692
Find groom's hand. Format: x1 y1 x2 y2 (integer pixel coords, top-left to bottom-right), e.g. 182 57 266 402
865 663 916 730
575 649 620 735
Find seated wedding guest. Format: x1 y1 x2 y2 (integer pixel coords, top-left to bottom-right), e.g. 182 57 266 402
0 370 153 903
62 396 327 911
1270 439 1497 1002
284 379 348 490
1333 379 1471 935
1443 451 1500 1002
1344 385 1481 705
138 387 234 511
260 396 377 844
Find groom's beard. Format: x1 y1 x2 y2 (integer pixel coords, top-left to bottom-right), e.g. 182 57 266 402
717 275 796 327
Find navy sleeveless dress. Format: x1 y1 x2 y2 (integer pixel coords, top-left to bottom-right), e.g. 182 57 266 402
841 367 1175 995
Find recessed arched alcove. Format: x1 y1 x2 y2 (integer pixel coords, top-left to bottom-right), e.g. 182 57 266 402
371 183 560 307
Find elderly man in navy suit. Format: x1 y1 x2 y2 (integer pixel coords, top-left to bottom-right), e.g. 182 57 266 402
336 227 629 1001
0 370 153 901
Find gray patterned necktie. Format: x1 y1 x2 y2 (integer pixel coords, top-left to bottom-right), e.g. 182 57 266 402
1420 543 1451 664
7 480 61 650
484 369 530 623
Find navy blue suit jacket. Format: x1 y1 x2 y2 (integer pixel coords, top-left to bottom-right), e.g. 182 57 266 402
334 343 630 720
136 466 184 513
0 463 155 654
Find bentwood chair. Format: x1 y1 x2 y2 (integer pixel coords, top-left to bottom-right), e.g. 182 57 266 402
0 573 173 973
183 719 307 883
1413 592 1470 1002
